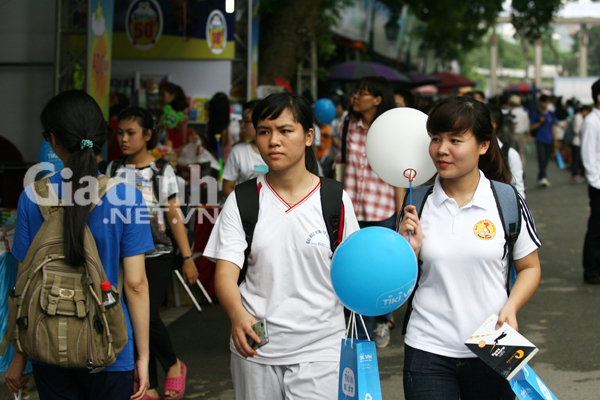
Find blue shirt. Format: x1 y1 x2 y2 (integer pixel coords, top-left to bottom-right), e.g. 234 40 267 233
12 173 154 371
530 110 556 144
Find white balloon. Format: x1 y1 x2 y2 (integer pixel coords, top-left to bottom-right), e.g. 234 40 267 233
366 108 437 188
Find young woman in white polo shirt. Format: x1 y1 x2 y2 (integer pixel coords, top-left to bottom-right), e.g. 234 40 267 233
399 96 541 400
204 93 359 399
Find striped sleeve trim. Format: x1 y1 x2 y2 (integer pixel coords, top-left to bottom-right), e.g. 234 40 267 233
518 194 542 248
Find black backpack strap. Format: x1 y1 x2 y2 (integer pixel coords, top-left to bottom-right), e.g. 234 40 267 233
319 178 344 255
490 180 521 296
151 158 169 203
501 142 511 165
108 156 127 178
235 178 260 285
340 116 350 164
400 185 433 335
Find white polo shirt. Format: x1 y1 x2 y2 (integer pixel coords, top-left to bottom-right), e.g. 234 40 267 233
405 172 540 358
204 174 360 365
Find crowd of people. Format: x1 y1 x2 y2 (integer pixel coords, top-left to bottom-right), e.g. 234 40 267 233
8 75 600 400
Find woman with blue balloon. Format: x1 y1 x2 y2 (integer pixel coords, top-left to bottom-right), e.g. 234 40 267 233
398 96 541 400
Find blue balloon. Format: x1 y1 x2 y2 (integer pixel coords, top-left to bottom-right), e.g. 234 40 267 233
38 140 64 176
330 227 418 316
313 98 336 124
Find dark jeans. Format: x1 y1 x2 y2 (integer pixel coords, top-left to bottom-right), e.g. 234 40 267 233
583 185 600 280
403 345 514 400
146 254 178 390
32 363 134 400
536 141 555 180
571 145 582 177
355 214 396 340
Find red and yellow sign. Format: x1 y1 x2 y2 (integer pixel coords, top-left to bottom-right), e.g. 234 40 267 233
87 0 114 119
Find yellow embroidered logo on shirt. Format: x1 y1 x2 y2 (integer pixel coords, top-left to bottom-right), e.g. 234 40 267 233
474 220 496 240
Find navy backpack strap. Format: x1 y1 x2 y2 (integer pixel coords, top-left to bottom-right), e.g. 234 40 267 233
235 178 260 285
400 185 433 335
490 180 521 295
319 178 344 255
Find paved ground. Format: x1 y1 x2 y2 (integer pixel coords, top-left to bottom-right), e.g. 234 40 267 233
4 148 600 399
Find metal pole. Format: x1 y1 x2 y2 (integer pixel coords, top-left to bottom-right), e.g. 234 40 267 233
490 29 498 96
54 0 62 95
534 38 542 89
579 26 588 77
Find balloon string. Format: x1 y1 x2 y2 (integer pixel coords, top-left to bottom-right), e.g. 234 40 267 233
409 179 413 243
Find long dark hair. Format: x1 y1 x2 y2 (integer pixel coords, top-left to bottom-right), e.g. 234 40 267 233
40 90 108 266
427 96 511 184
118 107 159 150
252 92 319 175
159 82 187 112
356 76 396 121
206 92 231 153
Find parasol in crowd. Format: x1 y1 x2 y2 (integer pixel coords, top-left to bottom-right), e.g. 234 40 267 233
504 82 539 93
432 72 476 92
328 61 413 83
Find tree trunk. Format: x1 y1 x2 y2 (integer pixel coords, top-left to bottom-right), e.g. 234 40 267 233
258 0 323 85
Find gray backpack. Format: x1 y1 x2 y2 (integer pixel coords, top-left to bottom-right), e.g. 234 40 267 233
0 175 128 371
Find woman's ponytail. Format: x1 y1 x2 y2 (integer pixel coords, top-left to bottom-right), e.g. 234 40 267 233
40 90 108 266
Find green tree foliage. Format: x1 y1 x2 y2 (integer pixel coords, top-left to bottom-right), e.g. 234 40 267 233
511 0 562 41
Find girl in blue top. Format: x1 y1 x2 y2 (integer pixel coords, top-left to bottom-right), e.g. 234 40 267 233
5 90 154 400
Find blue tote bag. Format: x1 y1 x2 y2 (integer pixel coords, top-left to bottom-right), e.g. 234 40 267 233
339 313 382 400
510 364 559 400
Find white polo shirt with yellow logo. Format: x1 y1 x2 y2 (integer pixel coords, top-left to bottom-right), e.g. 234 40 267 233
405 171 540 358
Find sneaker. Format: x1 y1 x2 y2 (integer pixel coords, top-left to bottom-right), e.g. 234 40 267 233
571 175 586 184
372 322 390 348
537 178 551 187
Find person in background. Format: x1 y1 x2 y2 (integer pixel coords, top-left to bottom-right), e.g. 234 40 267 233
508 95 530 168
108 93 130 162
334 76 405 348
394 88 415 108
206 92 233 165
571 105 591 183
580 79 600 284
107 107 198 400
222 100 268 198
158 82 189 151
489 106 525 198
530 94 557 187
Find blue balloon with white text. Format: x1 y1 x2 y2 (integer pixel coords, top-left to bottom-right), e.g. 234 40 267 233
330 227 418 316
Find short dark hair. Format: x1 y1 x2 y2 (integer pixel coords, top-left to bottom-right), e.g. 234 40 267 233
539 94 549 103
356 76 395 121
592 79 600 105
118 107 159 150
243 100 260 113
252 92 319 175
393 88 415 108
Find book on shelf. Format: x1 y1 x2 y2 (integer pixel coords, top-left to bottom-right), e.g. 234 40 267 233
465 314 538 381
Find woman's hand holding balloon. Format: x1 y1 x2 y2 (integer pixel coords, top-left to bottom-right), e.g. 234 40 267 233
231 309 259 359
399 205 422 258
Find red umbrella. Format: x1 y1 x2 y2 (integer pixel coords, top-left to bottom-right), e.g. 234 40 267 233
503 82 539 93
432 72 475 91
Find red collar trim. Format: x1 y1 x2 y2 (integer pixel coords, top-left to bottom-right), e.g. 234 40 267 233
265 176 321 213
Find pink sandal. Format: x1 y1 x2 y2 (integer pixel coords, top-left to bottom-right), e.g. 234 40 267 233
164 361 187 400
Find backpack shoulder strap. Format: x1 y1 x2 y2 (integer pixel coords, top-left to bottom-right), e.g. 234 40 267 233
108 156 128 178
501 143 511 164
490 180 521 295
151 158 169 203
319 178 344 254
32 178 60 220
235 178 260 285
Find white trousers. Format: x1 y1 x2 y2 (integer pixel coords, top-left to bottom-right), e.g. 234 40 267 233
230 353 339 400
